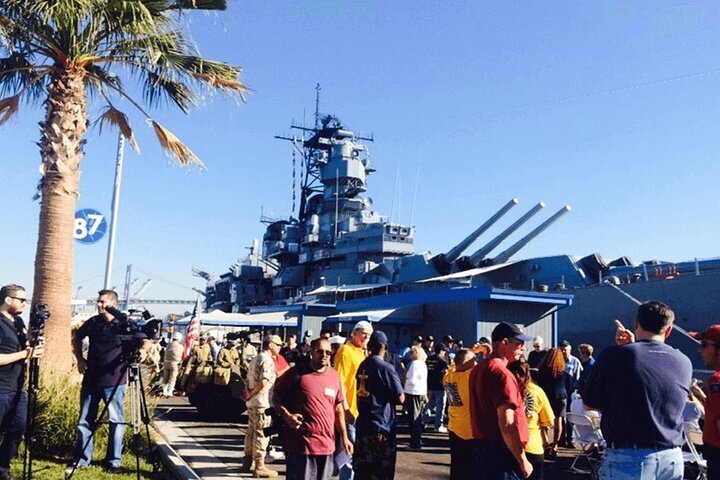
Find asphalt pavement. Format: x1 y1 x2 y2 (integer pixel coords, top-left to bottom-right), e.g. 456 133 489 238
151 395 596 480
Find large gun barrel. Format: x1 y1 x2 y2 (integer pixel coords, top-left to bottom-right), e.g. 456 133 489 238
468 202 546 264
443 198 519 262
491 205 572 264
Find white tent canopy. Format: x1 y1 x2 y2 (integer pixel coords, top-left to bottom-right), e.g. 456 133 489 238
174 309 297 327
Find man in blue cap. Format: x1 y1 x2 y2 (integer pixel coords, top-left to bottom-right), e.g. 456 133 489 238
354 331 405 480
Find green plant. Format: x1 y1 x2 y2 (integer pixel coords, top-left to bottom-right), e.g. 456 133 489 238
33 373 158 459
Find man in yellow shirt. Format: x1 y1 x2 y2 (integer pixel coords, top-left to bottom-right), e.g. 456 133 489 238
333 321 372 480
443 349 476 480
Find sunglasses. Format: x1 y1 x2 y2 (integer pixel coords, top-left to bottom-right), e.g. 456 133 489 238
9 296 27 303
314 349 333 356
701 340 717 348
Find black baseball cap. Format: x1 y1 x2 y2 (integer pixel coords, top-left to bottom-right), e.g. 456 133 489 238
490 323 533 343
413 335 424 343
442 335 454 343
559 340 571 348
368 331 389 350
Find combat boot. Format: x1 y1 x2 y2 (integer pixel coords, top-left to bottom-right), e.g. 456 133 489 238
240 456 253 473
252 458 278 478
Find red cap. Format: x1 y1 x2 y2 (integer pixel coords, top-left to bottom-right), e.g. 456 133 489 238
690 325 720 343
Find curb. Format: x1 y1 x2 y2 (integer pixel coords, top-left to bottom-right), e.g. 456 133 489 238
151 422 200 480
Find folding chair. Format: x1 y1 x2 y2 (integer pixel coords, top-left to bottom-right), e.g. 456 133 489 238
683 421 707 480
566 412 606 477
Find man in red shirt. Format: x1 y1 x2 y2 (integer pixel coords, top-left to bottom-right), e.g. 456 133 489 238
694 325 720 478
469 322 533 480
273 338 353 480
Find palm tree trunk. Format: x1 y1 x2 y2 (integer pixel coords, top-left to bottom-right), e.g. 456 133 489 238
32 69 87 375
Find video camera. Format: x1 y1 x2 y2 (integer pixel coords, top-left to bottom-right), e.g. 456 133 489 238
104 306 162 356
29 303 49 346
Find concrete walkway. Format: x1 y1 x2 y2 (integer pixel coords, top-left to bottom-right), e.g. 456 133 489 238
152 396 594 479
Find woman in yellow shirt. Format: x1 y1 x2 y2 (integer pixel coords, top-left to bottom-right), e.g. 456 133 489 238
508 358 555 480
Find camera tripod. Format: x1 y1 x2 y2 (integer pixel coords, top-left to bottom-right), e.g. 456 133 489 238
66 354 158 480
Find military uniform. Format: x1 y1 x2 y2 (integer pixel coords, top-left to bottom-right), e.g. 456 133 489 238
217 346 240 368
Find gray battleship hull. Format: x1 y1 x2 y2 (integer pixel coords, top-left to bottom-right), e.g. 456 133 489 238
557 270 720 369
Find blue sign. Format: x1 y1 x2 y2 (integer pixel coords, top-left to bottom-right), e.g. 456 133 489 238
74 209 108 244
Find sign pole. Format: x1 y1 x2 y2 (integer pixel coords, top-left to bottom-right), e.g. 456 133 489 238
104 132 125 289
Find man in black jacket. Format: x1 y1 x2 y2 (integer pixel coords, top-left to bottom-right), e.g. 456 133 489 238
70 289 128 473
0 284 43 480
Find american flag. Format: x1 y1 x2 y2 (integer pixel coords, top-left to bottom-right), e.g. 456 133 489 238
182 297 203 361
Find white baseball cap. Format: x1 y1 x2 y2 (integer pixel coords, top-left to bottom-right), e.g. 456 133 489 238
353 320 373 333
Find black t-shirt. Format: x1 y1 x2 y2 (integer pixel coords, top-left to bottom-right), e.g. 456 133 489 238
76 315 127 388
280 346 301 366
583 339 692 449
426 354 448 391
356 355 404 437
527 350 547 369
0 315 26 393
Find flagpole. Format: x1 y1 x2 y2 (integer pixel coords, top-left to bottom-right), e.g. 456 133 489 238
104 132 125 289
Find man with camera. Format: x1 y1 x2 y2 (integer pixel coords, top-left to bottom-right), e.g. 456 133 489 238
273 338 352 480
70 289 129 473
0 284 43 480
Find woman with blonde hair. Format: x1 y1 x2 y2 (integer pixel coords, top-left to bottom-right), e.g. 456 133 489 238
508 358 555 480
404 345 428 449
535 347 569 458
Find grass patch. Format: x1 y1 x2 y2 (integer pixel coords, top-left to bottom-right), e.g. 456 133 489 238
18 368 167 479
10 453 170 479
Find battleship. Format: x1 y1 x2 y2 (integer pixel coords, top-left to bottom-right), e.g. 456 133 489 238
196 100 719 368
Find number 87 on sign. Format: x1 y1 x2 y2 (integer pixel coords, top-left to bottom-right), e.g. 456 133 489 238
74 209 107 244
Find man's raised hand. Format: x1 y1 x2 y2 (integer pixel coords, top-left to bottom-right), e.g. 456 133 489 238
614 319 635 345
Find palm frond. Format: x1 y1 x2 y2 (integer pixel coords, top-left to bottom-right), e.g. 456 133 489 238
96 105 140 153
169 0 227 11
149 120 205 169
143 71 197 113
0 93 20 126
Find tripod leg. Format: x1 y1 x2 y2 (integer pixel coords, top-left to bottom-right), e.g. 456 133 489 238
67 364 129 480
136 367 160 475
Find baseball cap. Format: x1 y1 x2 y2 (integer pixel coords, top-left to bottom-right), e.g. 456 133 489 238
490 322 533 343
368 331 389 350
267 334 283 346
559 340 571 348
329 335 346 345
353 320 373 333
442 335 454 343
690 325 720 343
413 335 424 343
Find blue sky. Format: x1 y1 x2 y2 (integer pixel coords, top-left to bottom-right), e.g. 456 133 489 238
2 1 719 313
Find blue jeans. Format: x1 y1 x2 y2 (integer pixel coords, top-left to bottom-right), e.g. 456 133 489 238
339 423 355 480
0 390 27 474
471 440 522 480
75 383 126 467
422 390 447 429
600 447 683 480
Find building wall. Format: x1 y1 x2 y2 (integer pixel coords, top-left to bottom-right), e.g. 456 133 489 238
301 315 327 339
422 300 555 347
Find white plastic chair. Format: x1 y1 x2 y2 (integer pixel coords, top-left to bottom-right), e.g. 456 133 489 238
683 421 707 480
566 412 605 477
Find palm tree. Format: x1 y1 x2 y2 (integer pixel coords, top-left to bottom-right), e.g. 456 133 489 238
0 0 247 373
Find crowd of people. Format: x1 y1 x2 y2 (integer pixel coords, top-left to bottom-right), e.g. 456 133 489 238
0 285 712 480
138 302 717 480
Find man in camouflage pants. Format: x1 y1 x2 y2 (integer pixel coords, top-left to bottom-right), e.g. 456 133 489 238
242 335 283 478
354 331 405 479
